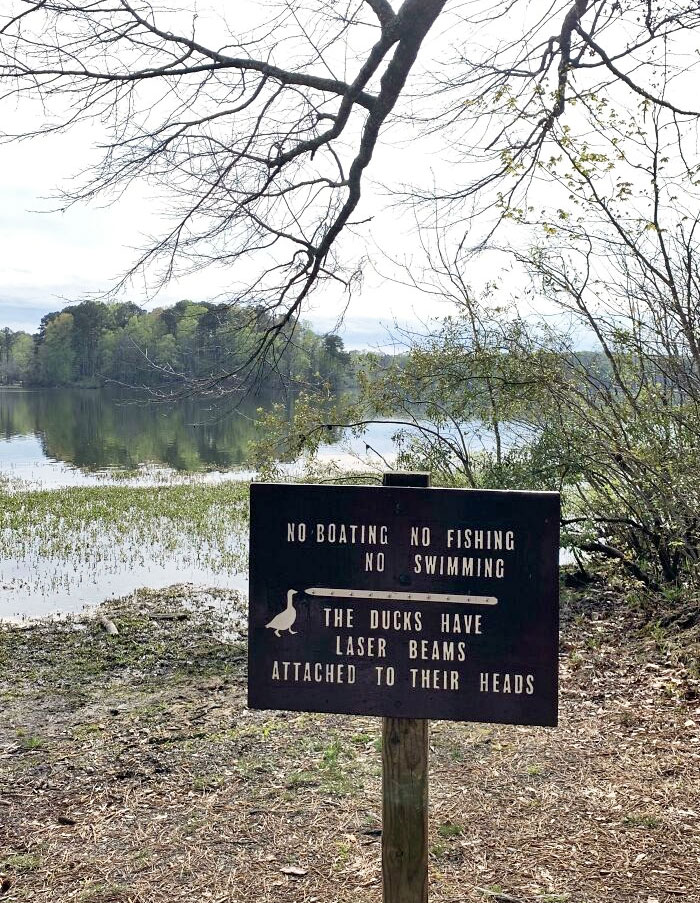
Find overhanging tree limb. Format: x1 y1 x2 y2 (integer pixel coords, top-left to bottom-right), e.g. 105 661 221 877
1 0 698 376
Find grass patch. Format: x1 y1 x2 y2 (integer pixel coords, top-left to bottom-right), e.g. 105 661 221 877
1 853 41 872
0 481 249 602
192 774 226 792
322 737 343 767
437 821 463 838
430 842 447 859
17 734 45 751
286 770 320 789
77 881 131 901
622 813 660 828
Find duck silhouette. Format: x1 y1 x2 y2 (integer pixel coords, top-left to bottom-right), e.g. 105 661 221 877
266 590 298 637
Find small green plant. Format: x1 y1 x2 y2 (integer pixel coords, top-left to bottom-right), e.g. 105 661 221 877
73 722 105 740
335 841 351 863
260 720 279 739
192 774 225 792
659 584 684 605
322 737 342 767
286 770 319 789
2 853 41 872
18 734 44 751
623 813 660 828
584 633 602 651
646 621 669 652
78 881 131 901
568 651 583 670
437 821 463 838
662 681 682 699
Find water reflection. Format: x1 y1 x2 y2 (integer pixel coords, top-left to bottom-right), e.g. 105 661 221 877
0 387 277 473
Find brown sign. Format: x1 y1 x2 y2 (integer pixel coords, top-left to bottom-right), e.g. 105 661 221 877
248 483 559 726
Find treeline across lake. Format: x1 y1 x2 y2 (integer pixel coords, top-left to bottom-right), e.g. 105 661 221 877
1 299 355 391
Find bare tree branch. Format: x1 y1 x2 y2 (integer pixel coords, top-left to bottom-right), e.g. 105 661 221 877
363 0 396 29
0 0 699 379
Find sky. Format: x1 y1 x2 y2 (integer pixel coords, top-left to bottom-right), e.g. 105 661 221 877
2 0 688 352
0 124 441 348
0 1 459 350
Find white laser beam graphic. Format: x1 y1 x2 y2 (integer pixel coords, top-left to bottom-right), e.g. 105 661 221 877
303 587 497 605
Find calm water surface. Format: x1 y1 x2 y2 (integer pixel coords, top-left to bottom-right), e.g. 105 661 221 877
0 387 401 618
1 386 272 483
1 388 529 620
0 387 404 485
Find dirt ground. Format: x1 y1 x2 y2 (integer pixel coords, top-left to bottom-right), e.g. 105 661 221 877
1 581 698 903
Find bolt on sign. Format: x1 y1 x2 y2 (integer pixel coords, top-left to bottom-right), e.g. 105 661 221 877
248 482 559 726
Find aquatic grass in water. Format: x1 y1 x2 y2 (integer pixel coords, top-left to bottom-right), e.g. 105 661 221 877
0 482 250 618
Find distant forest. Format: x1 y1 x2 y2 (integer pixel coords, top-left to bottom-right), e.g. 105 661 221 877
0 300 356 391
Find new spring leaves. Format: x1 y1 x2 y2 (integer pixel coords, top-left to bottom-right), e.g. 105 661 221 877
248 484 559 726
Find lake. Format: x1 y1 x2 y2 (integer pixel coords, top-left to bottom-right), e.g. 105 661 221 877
0 388 534 621
0 387 406 619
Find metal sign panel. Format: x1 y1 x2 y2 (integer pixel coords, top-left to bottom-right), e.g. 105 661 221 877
248 483 559 726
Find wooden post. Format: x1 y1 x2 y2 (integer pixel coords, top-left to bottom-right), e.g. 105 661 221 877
382 471 430 903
